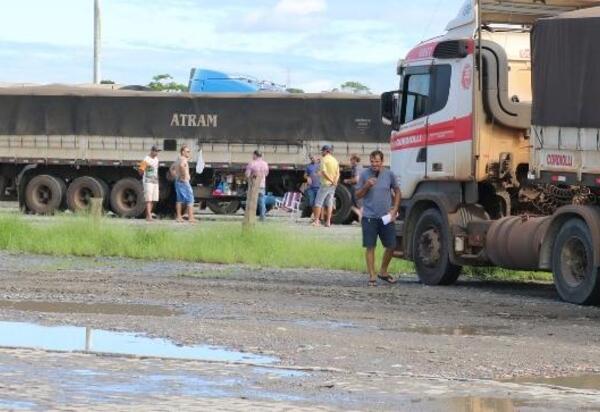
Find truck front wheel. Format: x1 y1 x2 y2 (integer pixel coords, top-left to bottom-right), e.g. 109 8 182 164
412 208 461 285
552 219 600 305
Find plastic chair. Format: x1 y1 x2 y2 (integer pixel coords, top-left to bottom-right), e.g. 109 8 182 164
274 192 303 219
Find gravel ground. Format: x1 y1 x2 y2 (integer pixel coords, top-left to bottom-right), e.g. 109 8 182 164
1 247 600 410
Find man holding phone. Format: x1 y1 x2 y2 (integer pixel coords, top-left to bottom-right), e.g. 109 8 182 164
355 150 401 287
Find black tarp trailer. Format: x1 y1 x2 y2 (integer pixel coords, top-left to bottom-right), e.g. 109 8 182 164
0 87 388 222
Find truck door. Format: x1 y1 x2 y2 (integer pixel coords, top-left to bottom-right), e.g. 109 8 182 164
390 65 431 199
391 59 473 199
422 64 459 180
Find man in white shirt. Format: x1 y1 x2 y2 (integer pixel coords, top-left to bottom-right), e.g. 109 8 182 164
139 145 161 222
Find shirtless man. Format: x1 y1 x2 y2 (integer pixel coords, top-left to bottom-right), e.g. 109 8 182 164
174 144 196 223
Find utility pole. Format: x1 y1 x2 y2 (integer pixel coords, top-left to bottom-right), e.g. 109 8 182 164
93 0 101 84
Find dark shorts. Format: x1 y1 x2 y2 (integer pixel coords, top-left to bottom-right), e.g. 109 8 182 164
306 187 319 207
361 217 397 249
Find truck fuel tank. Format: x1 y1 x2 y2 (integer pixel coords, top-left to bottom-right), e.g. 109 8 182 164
485 215 551 270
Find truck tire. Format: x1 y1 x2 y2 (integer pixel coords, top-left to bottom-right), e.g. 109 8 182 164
412 208 461 285
109 177 145 218
24 174 65 215
207 199 241 215
331 185 353 225
66 176 106 213
552 219 600 305
0 176 9 200
98 179 110 208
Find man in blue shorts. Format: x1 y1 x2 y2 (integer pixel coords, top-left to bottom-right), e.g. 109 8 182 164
304 154 320 220
355 150 401 286
174 144 196 223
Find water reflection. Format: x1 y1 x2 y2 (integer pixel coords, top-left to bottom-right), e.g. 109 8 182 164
0 321 277 364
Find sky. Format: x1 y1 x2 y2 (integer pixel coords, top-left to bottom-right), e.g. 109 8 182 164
0 0 465 93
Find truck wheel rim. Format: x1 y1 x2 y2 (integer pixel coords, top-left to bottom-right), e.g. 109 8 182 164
78 188 93 208
36 186 52 204
121 188 137 209
560 236 587 288
417 227 441 268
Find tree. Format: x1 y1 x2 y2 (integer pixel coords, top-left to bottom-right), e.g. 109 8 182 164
340 81 372 95
100 79 115 84
147 74 187 92
286 88 305 94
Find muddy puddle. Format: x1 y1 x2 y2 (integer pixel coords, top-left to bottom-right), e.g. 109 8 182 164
0 320 277 364
413 396 524 411
402 325 511 336
511 374 600 391
0 299 179 316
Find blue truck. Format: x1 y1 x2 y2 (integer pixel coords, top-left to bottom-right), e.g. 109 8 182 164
188 69 285 93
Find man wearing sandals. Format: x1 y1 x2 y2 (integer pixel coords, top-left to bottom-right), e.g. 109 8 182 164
355 150 401 286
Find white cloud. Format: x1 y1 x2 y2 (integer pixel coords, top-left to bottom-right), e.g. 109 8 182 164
274 0 327 16
235 0 327 32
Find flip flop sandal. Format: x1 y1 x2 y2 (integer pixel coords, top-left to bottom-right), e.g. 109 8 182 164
368 280 377 287
378 274 397 284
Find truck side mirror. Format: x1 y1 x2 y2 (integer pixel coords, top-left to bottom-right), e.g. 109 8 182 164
381 90 401 130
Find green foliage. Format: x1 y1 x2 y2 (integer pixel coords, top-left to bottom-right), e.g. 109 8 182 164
100 79 115 84
286 88 305 94
340 81 372 94
147 74 187 92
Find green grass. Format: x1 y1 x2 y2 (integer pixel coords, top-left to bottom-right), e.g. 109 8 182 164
0 214 552 281
0 214 412 273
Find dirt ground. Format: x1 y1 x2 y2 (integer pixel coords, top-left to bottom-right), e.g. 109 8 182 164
2 239 600 411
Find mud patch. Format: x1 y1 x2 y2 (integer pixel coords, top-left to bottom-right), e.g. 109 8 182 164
511 374 600 391
0 300 179 317
0 321 277 364
413 396 524 411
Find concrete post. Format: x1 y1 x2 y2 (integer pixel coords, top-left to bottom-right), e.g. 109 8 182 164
93 0 101 84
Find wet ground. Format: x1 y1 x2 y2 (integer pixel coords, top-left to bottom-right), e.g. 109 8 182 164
2 249 600 411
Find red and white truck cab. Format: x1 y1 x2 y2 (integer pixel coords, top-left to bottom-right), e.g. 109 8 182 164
382 0 600 304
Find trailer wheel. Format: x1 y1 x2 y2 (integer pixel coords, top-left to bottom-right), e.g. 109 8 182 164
413 208 461 285
24 174 65 215
552 219 600 305
66 176 106 213
0 176 6 199
109 178 145 218
331 185 353 225
98 179 110 208
207 200 241 215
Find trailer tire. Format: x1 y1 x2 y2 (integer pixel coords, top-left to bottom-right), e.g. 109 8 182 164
207 200 241 215
0 176 8 200
98 179 110 208
66 176 106 213
331 185 353 225
412 208 461 285
552 219 600 305
24 174 65 215
109 177 145 218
